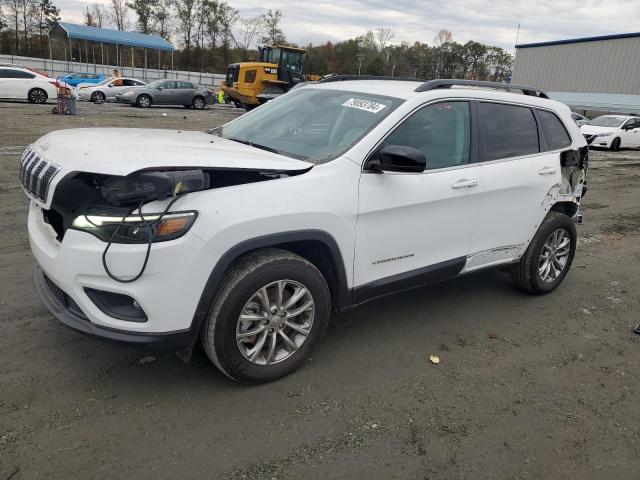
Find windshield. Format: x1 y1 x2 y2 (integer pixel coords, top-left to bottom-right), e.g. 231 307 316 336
215 88 403 163
589 116 626 127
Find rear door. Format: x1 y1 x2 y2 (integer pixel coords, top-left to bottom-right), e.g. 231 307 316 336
177 81 197 104
469 102 565 269
156 80 179 104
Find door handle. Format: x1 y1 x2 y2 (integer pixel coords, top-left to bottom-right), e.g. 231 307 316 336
538 167 557 175
451 179 478 189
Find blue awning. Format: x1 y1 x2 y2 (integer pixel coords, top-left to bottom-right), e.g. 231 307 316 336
549 92 640 114
51 22 174 51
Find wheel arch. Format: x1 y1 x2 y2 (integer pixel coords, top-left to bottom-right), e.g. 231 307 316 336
549 201 578 218
189 230 351 345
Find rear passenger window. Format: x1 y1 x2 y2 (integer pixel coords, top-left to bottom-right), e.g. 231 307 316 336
381 101 470 170
5 69 35 79
537 109 572 150
478 103 539 161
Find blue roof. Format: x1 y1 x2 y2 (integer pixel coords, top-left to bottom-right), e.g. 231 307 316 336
53 22 174 51
516 32 640 49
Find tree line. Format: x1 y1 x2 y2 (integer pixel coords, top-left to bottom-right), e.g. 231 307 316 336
0 1 512 80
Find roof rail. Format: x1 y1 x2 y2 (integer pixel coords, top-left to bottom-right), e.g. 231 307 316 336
318 75 423 84
415 79 549 98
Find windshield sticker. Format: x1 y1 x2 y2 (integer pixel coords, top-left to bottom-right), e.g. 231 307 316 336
342 98 386 113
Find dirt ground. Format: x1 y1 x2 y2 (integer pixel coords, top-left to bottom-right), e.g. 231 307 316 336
1 100 639 480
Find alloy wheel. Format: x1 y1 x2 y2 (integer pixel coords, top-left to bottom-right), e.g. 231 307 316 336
235 279 315 366
30 89 46 104
538 228 571 283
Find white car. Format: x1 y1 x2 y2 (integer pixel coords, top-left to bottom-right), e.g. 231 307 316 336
580 115 640 150
21 78 588 383
78 77 147 102
0 66 58 103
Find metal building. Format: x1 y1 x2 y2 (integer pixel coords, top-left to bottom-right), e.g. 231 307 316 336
513 32 640 95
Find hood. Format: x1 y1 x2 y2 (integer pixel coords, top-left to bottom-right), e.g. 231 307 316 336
580 125 618 135
32 128 313 176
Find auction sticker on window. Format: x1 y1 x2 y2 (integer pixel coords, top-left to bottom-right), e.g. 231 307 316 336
342 98 386 113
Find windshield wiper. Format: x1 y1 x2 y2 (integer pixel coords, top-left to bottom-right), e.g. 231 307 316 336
227 137 281 155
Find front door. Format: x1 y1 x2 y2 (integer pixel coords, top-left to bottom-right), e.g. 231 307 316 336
354 101 481 299
621 118 640 147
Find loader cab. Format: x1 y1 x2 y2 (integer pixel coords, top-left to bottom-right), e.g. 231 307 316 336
259 46 305 85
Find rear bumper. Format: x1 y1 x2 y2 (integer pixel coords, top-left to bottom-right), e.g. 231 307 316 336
34 264 198 350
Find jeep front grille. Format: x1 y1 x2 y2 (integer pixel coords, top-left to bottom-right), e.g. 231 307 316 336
19 147 61 202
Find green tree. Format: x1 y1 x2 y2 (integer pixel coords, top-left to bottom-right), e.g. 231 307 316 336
260 8 285 46
127 0 156 34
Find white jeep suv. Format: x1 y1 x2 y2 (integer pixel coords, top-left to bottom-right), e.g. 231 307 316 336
22 78 588 383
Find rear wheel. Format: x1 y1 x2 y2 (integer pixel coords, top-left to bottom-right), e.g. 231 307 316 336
136 94 152 108
28 88 47 104
512 212 576 294
201 249 331 383
610 137 621 151
192 96 205 110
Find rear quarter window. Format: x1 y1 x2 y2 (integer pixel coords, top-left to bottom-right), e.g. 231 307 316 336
478 102 540 161
537 109 572 150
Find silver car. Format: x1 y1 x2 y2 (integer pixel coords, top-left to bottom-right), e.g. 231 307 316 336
115 79 212 109
78 77 147 102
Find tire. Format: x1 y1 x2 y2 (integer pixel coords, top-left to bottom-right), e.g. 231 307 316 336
136 94 152 108
92 91 106 103
201 248 331 383
512 212 577 294
610 137 621 151
28 88 47 104
192 96 205 110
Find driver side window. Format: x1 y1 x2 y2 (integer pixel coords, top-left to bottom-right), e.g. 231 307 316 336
381 101 470 170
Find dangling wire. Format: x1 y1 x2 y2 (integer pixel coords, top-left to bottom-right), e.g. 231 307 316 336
102 195 183 283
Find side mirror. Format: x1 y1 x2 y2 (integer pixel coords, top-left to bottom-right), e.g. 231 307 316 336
108 84 113 88
368 145 426 173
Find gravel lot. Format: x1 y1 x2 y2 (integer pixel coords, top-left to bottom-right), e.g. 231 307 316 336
1 100 639 480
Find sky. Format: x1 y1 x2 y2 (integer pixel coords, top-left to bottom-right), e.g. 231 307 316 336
57 0 640 50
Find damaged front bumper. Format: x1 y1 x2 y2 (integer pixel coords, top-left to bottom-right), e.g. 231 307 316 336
28 201 220 348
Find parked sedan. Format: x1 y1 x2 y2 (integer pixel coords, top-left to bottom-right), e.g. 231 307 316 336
580 115 640 150
0 66 58 103
78 77 147 102
115 80 212 109
58 72 106 87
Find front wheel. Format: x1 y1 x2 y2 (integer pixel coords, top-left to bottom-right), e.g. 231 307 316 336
201 249 331 383
92 91 106 103
610 137 621 151
136 94 152 108
512 212 577 294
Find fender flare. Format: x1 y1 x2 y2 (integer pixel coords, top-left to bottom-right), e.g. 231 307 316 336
186 230 351 347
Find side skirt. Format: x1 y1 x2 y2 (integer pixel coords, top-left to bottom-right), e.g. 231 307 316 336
350 257 467 307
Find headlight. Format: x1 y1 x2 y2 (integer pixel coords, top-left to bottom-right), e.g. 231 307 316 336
71 211 197 243
595 132 613 137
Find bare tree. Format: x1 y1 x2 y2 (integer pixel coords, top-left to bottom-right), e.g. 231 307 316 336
217 2 238 65
92 3 104 27
110 0 129 30
5 0 20 53
376 27 394 50
84 5 96 25
235 15 262 60
433 29 452 46
127 0 155 34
